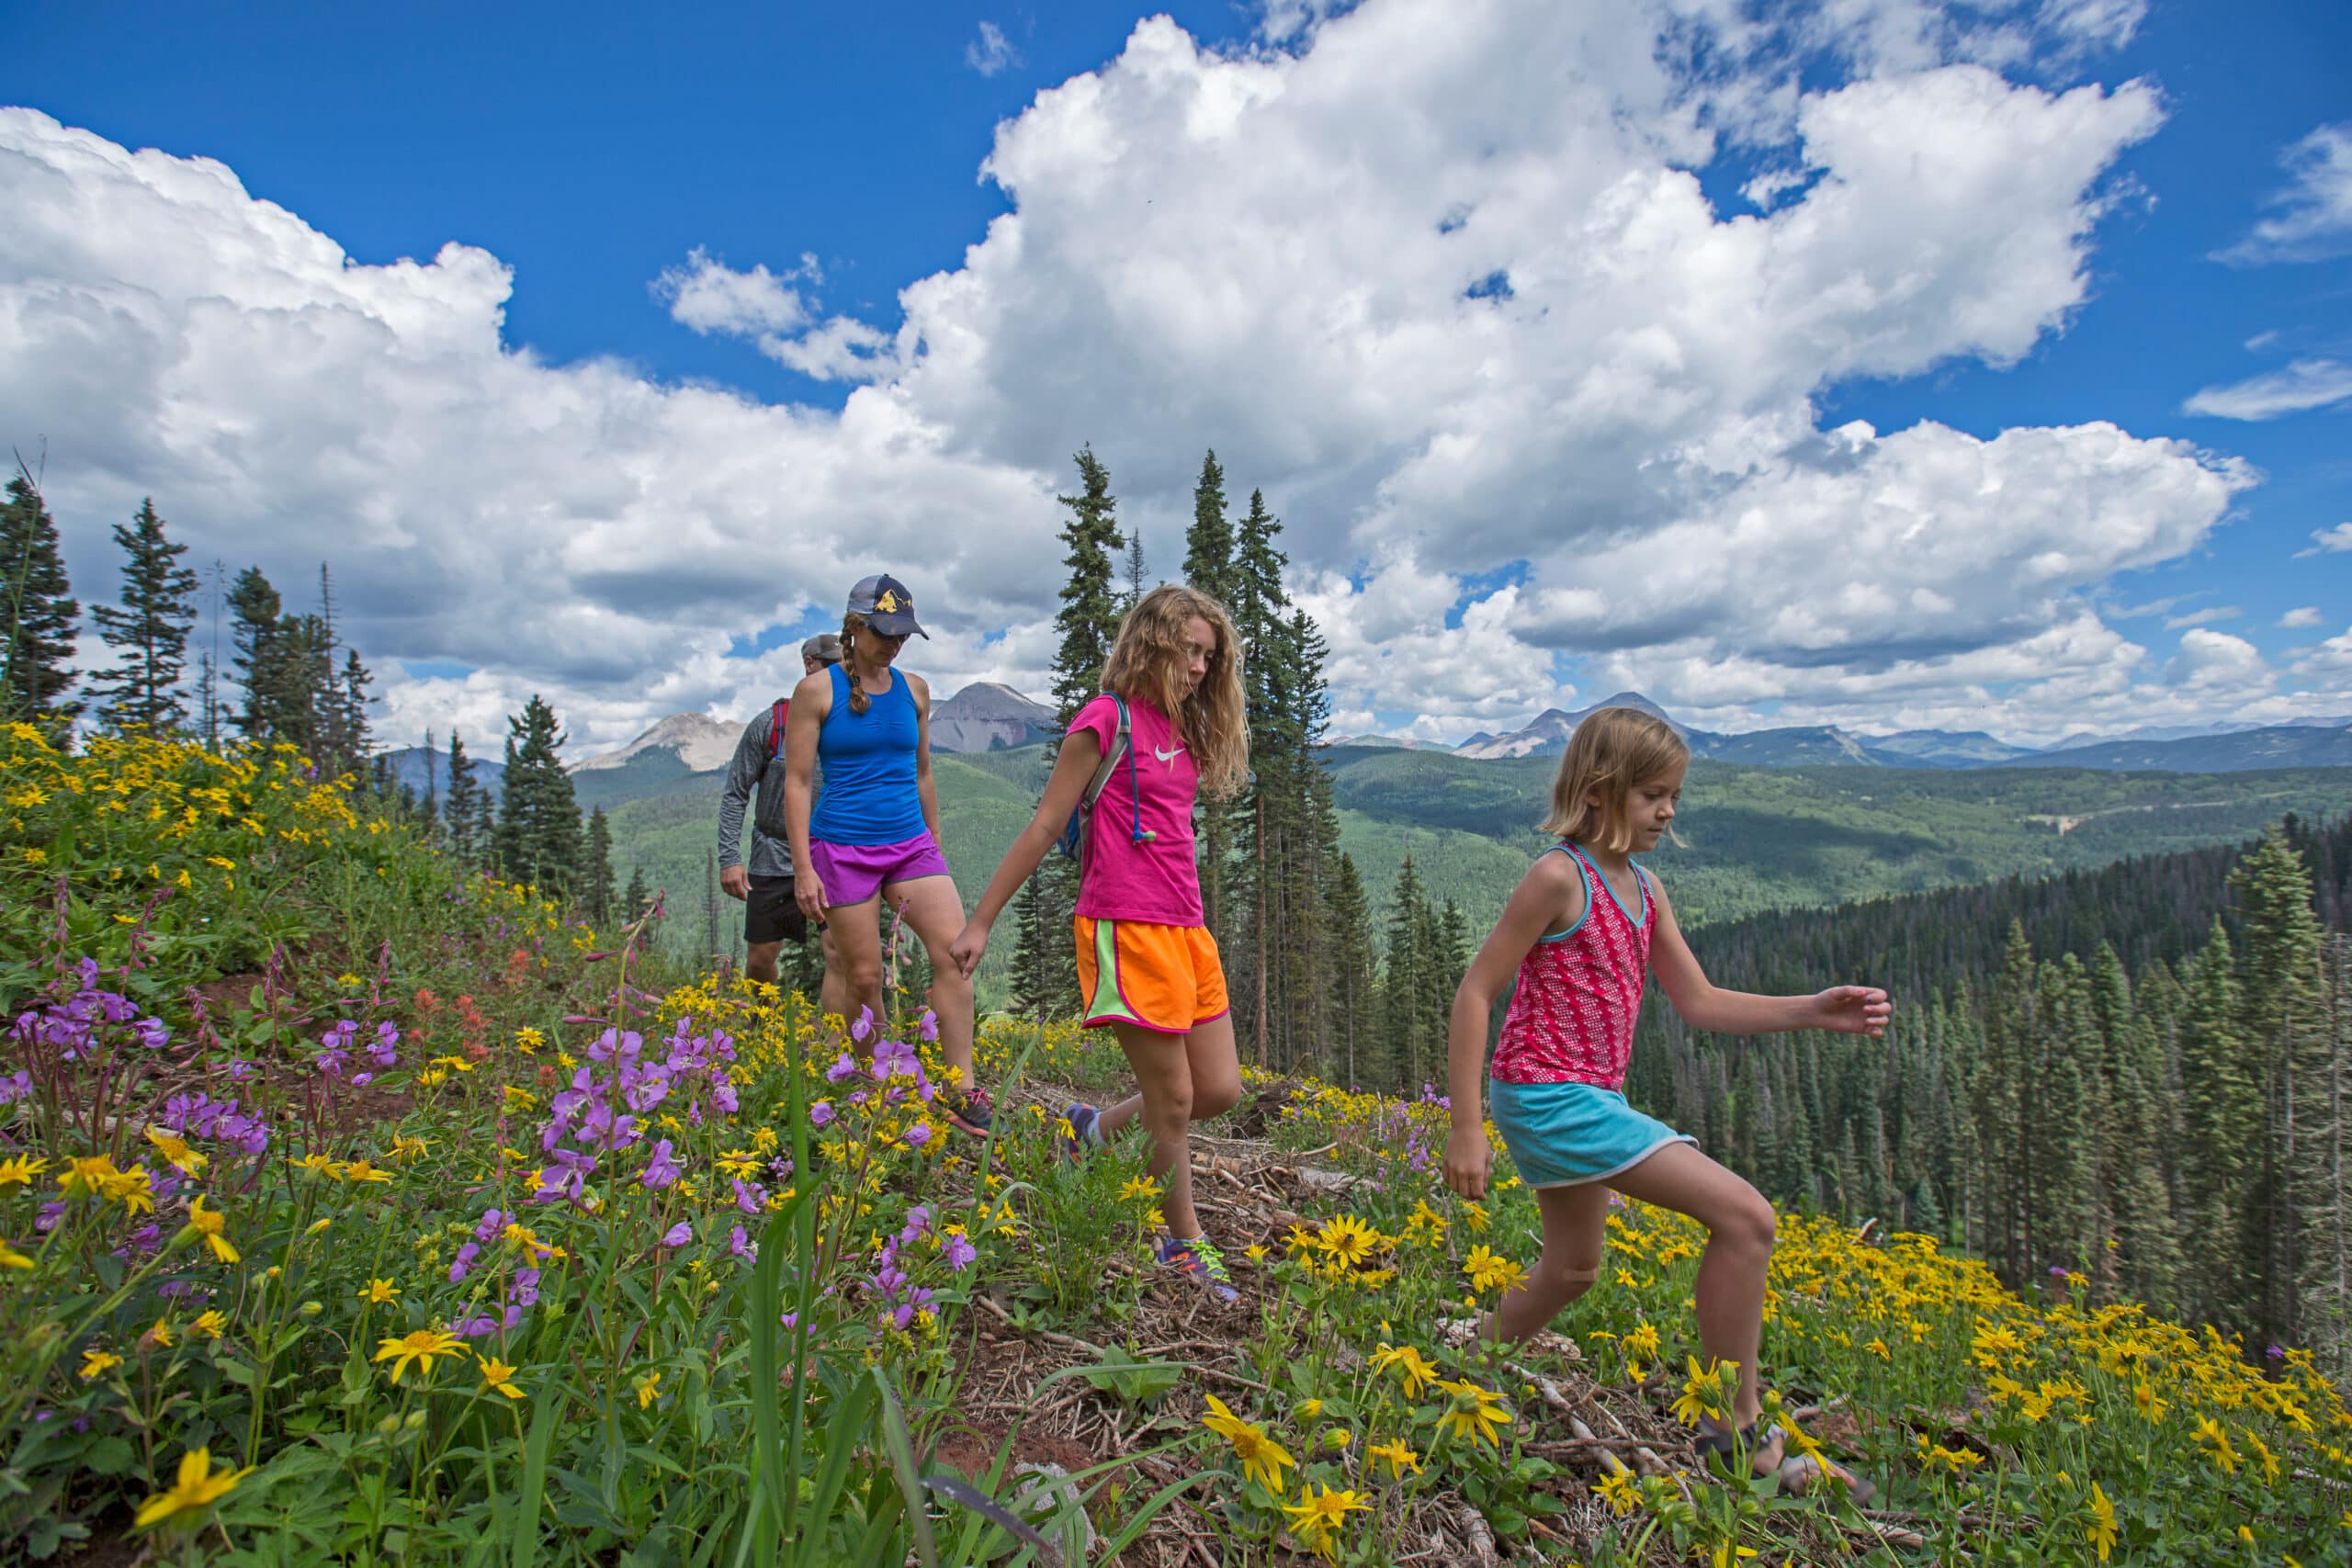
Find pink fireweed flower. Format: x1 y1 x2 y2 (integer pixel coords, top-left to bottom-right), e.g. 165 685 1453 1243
662 1221 692 1247
808 1101 835 1127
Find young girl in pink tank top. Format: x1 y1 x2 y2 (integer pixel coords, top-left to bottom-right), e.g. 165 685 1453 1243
1442 707 1890 1497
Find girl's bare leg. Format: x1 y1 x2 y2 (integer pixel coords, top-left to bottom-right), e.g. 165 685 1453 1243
1098 1014 1241 1240
1607 1141 1778 1432
1482 1181 1610 1343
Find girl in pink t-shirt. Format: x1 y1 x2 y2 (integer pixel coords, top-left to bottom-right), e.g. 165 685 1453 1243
952 585 1251 1300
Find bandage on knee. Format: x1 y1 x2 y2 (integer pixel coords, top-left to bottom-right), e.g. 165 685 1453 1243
1558 1264 1600 1285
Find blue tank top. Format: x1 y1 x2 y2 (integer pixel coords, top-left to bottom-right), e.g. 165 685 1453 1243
808 663 927 846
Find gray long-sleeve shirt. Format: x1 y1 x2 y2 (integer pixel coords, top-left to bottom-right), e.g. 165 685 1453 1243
718 705 796 879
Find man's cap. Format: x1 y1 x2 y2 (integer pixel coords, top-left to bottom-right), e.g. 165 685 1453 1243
800 633 842 665
847 574 928 639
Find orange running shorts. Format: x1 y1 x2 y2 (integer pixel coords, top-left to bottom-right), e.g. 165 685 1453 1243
1074 916 1229 1035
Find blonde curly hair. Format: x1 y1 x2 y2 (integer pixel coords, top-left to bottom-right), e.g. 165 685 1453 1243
1099 584 1249 797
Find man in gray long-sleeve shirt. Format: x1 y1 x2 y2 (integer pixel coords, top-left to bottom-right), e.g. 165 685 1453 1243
720 635 843 1000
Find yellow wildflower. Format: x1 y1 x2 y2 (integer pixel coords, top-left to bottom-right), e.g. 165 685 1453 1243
2087 1482 2117 1562
1367 1438 1421 1479
80 1349 123 1381
1200 1394 1296 1495
479 1356 526 1400
373 1327 466 1384
1434 1378 1511 1449
185 1194 237 1263
133 1447 253 1529
1593 1467 1641 1516
357 1279 401 1304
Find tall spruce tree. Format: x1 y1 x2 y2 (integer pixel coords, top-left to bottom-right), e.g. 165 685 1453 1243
0 474 82 733
623 865 651 924
1224 488 1293 1065
584 807 616 928
1124 526 1148 608
227 568 288 744
1325 852 1376 1085
1049 448 1124 728
444 730 482 867
2178 919 2255 1325
492 695 584 899
1182 452 1237 951
89 499 200 736
2231 828 2329 1345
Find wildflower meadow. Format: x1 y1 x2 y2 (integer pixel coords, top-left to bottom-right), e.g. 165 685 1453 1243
3 724 2348 1563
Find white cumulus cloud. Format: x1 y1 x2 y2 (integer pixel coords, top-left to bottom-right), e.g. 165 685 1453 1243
0 0 2317 747
2300 522 2352 557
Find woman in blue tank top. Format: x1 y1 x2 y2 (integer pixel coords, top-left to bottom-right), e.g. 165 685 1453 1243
782 574 991 1136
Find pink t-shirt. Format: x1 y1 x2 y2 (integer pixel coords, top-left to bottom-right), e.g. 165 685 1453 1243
1066 694 1202 927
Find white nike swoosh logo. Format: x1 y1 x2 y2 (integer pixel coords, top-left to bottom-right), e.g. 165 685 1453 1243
1154 744 1183 763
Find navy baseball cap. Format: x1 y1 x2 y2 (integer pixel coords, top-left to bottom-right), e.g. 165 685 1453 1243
847 574 928 639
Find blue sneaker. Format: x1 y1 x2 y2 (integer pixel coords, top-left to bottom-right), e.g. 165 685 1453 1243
1157 1235 1239 1303
1060 1102 1102 1160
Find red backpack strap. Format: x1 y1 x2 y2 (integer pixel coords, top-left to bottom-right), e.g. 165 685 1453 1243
766 698 789 763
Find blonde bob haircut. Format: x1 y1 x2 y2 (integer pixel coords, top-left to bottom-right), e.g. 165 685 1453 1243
1099 583 1249 798
1540 706 1690 851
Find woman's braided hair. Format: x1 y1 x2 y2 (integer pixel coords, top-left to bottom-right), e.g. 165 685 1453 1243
839 614 872 716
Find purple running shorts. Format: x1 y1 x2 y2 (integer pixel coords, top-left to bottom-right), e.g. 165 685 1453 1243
808 832 952 909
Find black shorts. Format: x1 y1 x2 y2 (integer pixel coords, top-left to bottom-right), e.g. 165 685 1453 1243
745 875 809 945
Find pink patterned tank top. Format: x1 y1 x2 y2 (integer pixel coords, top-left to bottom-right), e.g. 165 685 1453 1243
1489 842 1654 1089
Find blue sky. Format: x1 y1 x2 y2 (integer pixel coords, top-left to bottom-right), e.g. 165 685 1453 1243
4 0 2349 749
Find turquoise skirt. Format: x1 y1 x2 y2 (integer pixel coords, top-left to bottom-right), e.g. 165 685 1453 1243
1490 1078 1695 1189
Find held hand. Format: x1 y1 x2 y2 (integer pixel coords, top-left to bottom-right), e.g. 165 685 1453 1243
947 921 989 980
1813 985 1893 1037
1442 1124 1492 1202
794 874 830 930
719 865 751 902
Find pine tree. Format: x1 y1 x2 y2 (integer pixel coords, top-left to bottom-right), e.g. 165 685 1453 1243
492 695 584 899
444 730 481 867
2232 828 2329 1344
704 849 721 961
1124 525 1148 608
2178 919 2256 1325
584 807 616 928
623 865 651 923
0 473 82 733
1224 488 1293 1066
227 568 286 745
1050 447 1124 729
1183 452 1237 949
1324 852 1377 1086
1182 449 1235 609
88 499 200 736
1009 874 1061 1020
1380 856 1431 1089
328 646 373 779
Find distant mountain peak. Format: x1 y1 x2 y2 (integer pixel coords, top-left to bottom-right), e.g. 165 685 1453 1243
574 713 740 773
931 682 1056 753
